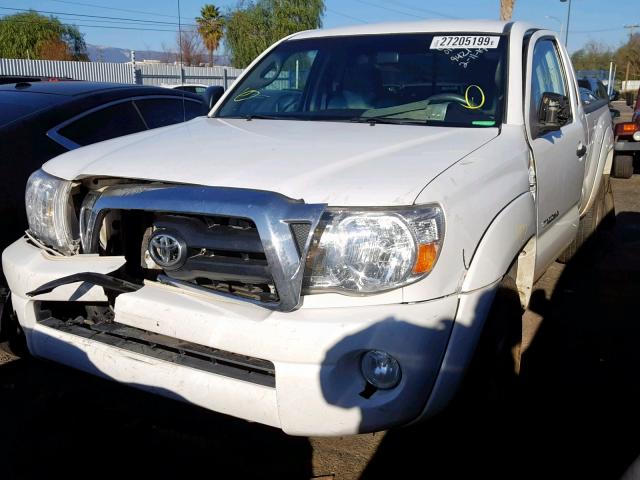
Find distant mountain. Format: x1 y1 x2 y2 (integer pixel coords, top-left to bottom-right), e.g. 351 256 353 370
86 44 230 66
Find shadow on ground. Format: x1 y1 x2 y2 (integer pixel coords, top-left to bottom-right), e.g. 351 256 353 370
0 357 313 478
360 212 640 479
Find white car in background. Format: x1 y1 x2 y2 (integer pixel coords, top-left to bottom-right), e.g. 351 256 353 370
2 20 615 436
161 83 209 95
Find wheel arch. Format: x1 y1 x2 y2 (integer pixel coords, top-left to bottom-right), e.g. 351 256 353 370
581 125 614 216
460 191 536 306
413 193 537 422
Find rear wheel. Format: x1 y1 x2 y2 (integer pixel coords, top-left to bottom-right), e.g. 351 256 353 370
557 175 608 263
612 154 633 179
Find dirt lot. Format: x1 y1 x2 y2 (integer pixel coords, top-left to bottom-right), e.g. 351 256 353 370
1 106 639 479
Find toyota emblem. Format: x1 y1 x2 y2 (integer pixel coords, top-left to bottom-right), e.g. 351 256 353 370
148 231 186 270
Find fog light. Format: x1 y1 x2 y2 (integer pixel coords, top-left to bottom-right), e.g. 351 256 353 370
633 130 640 142
360 350 402 389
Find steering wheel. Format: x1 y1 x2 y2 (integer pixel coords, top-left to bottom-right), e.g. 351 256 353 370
425 93 468 106
275 93 300 113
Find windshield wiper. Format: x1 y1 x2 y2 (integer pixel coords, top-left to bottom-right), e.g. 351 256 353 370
243 114 288 121
350 117 425 126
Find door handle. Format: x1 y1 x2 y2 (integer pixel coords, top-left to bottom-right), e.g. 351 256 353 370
576 143 587 157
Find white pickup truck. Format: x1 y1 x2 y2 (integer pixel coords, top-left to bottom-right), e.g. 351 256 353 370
2 20 614 436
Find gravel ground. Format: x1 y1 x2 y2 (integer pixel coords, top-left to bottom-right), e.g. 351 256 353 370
1 102 639 479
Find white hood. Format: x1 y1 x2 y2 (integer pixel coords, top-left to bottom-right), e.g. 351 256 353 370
44 117 498 206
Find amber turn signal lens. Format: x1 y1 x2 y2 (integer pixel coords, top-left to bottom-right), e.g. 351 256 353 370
618 123 637 133
413 243 438 274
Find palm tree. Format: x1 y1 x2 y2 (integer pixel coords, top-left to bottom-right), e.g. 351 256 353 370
196 4 225 66
500 0 516 20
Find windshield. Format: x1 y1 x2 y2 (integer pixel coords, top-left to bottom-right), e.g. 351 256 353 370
216 33 507 127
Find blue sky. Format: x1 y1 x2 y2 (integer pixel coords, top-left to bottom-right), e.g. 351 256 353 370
2 0 638 53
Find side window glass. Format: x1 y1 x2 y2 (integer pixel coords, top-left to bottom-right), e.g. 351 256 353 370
58 101 146 146
263 51 318 92
530 39 568 118
183 98 207 118
135 98 204 129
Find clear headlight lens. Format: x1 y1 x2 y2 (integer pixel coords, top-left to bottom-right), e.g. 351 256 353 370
25 169 79 254
304 205 444 294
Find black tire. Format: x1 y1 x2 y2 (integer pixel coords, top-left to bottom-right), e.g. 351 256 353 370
466 263 523 401
557 175 608 263
612 154 633 179
0 288 27 357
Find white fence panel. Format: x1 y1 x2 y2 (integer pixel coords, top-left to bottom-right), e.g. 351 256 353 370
139 63 243 88
622 80 640 92
0 58 244 89
0 58 133 83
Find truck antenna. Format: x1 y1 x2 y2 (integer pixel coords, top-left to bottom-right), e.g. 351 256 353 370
177 0 186 122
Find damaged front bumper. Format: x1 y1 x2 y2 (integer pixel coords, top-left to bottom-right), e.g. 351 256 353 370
2 236 492 435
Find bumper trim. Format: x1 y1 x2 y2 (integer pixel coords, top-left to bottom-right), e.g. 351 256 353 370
615 140 640 152
38 315 276 388
27 271 141 297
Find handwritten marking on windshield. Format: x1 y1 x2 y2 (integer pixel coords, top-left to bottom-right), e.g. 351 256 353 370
446 48 490 69
463 85 485 110
233 89 261 102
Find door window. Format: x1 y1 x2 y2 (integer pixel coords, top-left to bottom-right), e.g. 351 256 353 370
530 39 570 119
134 98 205 129
57 101 146 146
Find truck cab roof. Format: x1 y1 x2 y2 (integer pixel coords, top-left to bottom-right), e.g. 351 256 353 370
291 19 535 39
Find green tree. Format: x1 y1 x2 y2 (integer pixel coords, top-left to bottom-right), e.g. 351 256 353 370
614 33 640 87
196 4 225 65
570 41 613 72
0 11 87 60
226 0 324 68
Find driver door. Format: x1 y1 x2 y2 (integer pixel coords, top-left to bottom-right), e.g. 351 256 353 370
524 33 587 274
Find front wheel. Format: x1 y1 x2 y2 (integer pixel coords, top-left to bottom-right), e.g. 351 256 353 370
465 264 523 401
0 288 27 357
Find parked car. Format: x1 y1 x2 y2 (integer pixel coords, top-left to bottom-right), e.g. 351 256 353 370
0 75 75 84
577 78 609 101
612 86 640 178
2 21 614 436
579 86 599 105
162 83 225 109
0 81 207 254
161 83 209 94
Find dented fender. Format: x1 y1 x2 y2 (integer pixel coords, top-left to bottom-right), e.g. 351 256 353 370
461 192 536 292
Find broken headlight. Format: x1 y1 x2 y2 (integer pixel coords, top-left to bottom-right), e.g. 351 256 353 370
25 169 79 254
303 205 444 294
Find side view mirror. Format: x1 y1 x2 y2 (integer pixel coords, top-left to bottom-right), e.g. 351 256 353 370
203 86 225 110
538 92 571 133
610 108 621 119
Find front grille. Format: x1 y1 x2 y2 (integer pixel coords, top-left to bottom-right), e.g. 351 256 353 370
37 302 276 387
147 214 278 303
99 211 279 303
78 183 326 311
289 222 312 257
